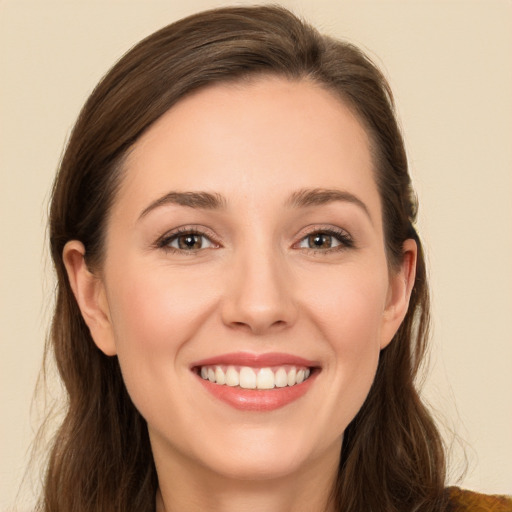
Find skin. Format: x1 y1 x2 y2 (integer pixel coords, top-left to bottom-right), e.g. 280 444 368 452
64 77 416 512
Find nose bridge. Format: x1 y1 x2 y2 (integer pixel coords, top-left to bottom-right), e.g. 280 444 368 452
221 240 296 334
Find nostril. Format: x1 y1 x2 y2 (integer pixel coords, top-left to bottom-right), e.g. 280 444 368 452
227 318 289 335
231 321 252 330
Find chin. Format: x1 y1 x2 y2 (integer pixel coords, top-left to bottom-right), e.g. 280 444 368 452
192 426 332 482
202 450 309 482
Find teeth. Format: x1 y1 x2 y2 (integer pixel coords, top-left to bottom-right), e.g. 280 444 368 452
199 365 312 389
239 367 257 389
215 366 226 385
225 366 239 387
275 367 288 388
256 368 275 389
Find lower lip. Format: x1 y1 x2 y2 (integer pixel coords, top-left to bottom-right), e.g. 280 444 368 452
195 371 318 411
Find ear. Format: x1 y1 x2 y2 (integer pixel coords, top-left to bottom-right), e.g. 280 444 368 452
63 240 117 356
380 238 417 349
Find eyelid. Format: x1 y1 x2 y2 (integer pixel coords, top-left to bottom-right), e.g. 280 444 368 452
292 224 354 251
153 223 353 253
155 225 221 251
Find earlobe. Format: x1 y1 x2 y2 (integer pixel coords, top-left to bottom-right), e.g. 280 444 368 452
380 239 417 349
63 240 117 356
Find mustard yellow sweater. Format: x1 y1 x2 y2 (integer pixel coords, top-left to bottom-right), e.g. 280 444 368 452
447 487 512 511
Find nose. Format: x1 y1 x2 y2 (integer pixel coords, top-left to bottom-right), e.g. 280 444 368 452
220 246 298 335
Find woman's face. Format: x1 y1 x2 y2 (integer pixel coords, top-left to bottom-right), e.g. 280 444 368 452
67 77 414 482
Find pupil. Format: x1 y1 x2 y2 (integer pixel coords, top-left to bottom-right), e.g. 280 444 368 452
310 233 331 248
179 234 201 249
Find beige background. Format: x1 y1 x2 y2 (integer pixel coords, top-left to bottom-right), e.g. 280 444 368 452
1 0 511 509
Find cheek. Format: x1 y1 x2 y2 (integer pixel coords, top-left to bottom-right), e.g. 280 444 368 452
108 263 217 345
297 262 388 423
301 262 389 348
104 264 219 401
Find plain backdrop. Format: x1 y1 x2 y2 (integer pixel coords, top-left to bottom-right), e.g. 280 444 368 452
1 0 511 509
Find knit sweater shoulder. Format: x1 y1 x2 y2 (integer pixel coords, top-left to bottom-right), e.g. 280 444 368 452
447 487 512 512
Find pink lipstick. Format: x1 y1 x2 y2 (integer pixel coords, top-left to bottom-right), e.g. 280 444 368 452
191 352 320 411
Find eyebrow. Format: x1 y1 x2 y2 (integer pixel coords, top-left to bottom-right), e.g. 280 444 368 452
286 187 372 223
139 187 372 223
139 191 227 220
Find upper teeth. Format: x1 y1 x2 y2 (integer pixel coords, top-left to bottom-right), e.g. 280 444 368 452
199 365 311 390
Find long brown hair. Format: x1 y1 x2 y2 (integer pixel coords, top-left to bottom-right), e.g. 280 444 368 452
42 5 446 511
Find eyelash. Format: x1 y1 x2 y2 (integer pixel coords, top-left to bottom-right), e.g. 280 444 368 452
155 226 219 254
295 227 354 253
155 226 354 254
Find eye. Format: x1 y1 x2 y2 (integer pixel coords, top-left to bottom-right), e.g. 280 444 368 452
296 228 354 252
157 228 217 252
299 232 340 249
170 233 213 250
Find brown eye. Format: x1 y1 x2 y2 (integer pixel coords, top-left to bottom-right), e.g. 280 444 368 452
307 233 335 249
296 229 353 252
163 232 215 251
177 234 203 250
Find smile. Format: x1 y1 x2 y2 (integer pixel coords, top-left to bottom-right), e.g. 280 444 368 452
191 352 320 411
199 365 312 390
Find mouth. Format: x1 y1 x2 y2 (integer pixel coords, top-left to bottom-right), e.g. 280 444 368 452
195 364 313 390
191 352 320 411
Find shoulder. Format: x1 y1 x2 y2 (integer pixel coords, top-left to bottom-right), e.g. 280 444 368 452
446 487 512 512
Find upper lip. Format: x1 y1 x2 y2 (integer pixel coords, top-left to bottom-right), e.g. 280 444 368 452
191 351 320 369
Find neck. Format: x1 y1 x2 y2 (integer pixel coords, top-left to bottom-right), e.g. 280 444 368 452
153 441 340 512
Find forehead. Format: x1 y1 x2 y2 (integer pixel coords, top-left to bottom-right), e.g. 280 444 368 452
116 77 379 218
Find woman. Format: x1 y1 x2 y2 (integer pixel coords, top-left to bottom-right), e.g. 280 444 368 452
40 5 511 512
